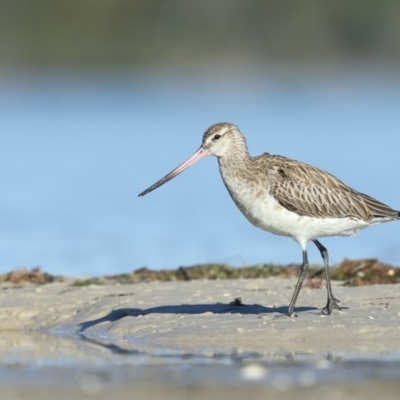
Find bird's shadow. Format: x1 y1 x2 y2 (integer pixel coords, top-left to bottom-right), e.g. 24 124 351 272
78 302 318 334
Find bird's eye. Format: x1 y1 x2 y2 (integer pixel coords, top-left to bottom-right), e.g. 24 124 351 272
213 134 221 141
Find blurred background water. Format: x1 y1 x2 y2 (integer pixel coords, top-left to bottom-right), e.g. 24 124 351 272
1 1 399 276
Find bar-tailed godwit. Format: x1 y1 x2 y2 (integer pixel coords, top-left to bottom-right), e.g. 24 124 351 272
139 122 400 316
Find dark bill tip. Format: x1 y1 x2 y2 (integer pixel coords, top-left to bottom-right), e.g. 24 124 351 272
138 146 209 197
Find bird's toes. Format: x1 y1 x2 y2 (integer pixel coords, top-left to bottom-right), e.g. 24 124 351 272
319 298 342 315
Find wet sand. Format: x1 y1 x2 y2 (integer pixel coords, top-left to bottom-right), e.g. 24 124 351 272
0 277 400 399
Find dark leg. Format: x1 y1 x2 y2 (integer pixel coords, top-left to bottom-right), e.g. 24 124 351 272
313 239 342 315
286 250 309 317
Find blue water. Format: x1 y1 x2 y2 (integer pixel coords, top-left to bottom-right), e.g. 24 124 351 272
1 70 400 276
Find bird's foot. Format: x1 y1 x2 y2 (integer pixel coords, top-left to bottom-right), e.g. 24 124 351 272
319 297 342 315
274 310 298 319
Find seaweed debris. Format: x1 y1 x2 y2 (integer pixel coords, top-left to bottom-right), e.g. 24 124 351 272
0 267 63 285
71 259 400 287
1 259 398 288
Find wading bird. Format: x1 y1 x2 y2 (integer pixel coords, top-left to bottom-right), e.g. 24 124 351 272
139 123 399 316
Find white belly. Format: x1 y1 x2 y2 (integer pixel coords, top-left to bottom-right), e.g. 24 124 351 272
226 184 376 249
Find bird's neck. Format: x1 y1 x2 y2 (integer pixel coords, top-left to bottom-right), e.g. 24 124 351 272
217 148 252 175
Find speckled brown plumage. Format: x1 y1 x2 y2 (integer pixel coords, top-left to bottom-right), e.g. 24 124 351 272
262 154 398 221
202 122 399 223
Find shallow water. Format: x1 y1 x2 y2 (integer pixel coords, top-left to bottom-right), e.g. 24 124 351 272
1 71 400 276
1 331 400 393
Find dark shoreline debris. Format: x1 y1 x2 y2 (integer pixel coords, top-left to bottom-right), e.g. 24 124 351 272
0 259 398 288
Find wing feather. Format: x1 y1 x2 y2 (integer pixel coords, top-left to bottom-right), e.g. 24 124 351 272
257 155 398 220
